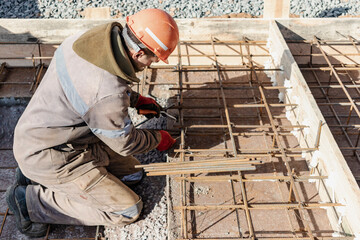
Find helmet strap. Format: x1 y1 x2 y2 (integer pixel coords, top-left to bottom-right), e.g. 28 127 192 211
122 27 146 53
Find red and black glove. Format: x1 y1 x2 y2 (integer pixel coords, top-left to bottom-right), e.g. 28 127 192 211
135 95 162 119
157 130 176 151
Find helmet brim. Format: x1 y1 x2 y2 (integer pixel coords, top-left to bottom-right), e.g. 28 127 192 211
161 58 169 64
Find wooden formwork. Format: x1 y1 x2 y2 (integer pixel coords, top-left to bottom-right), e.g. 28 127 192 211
269 20 360 236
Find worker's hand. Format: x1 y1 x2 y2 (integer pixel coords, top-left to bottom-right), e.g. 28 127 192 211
157 130 176 151
135 95 162 119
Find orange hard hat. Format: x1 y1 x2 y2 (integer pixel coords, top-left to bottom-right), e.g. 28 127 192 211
126 9 179 64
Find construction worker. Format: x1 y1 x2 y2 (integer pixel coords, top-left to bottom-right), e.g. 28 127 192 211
6 8 179 237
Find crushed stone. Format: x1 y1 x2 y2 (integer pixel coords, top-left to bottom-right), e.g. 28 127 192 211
0 0 360 19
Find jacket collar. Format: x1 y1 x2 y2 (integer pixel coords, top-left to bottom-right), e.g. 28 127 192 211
72 22 139 83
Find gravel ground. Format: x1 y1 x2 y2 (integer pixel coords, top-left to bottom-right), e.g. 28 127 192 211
0 0 360 19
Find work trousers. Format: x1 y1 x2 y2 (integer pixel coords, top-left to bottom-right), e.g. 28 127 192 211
25 144 143 226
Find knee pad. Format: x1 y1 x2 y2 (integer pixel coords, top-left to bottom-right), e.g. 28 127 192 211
112 199 143 220
121 170 144 184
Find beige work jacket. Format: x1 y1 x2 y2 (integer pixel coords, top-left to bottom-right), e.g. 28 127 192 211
13 22 161 184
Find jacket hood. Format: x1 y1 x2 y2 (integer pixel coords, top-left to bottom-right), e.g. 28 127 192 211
72 22 139 83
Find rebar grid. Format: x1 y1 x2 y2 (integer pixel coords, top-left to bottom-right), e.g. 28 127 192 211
0 38 356 239
135 39 352 239
291 37 360 182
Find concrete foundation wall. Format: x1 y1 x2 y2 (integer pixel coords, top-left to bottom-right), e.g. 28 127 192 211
276 18 360 41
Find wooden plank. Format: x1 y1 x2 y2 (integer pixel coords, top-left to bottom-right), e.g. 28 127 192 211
264 0 290 19
0 18 270 44
82 7 111 20
276 19 360 40
269 20 360 236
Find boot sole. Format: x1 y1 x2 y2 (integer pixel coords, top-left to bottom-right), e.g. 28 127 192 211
6 185 48 238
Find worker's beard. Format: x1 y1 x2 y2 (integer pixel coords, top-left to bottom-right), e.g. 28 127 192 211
124 45 145 72
131 59 145 72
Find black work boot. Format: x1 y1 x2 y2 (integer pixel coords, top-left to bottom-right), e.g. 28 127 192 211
15 168 37 186
6 185 49 237
121 169 145 187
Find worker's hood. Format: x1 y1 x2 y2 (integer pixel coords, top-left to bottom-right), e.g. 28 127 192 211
72 22 139 83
